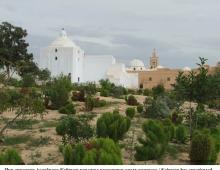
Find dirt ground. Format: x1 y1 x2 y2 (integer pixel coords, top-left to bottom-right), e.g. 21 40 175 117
0 95 219 165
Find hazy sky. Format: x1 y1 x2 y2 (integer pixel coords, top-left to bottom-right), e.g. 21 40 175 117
0 0 220 68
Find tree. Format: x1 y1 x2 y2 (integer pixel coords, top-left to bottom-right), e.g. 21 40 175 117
173 57 211 138
0 88 45 137
152 84 165 98
96 112 130 141
0 148 23 165
56 115 93 143
0 22 34 79
43 75 72 109
63 138 122 165
135 120 168 161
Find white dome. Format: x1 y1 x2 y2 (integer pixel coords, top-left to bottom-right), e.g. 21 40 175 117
183 66 191 71
49 29 76 47
130 59 145 67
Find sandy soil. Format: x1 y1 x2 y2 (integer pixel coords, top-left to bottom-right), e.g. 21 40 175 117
0 95 219 165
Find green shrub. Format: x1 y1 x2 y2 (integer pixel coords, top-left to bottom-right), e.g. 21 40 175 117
197 112 218 128
171 110 183 124
136 104 143 113
126 95 138 106
112 86 127 98
162 119 175 141
152 84 165 98
143 89 152 96
93 98 107 107
190 132 215 164
135 120 168 161
56 116 93 143
96 112 130 141
100 89 109 97
85 96 95 111
0 148 23 165
59 103 76 114
125 107 136 119
43 75 72 109
143 97 170 119
63 138 122 165
175 125 187 143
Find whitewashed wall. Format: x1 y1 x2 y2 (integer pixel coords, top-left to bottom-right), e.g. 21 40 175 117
83 55 116 83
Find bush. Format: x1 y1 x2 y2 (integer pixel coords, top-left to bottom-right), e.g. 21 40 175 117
63 138 122 165
125 107 136 119
93 98 107 107
126 95 138 106
85 96 95 111
162 119 175 141
59 103 76 114
171 109 183 124
56 116 93 143
175 125 187 143
112 86 127 98
197 112 218 128
135 120 168 161
71 90 85 102
143 97 170 119
43 75 72 109
190 132 215 164
0 148 23 165
143 89 152 96
96 112 131 141
152 84 165 98
100 89 110 97
136 104 143 113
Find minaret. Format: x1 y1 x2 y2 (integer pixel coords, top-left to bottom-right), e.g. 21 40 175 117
150 48 159 69
60 28 67 37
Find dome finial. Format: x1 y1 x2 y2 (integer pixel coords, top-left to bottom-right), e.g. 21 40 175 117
60 28 67 37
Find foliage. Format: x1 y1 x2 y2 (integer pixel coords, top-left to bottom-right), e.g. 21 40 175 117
56 115 93 143
0 148 23 165
190 131 216 164
59 103 76 115
136 104 143 113
85 96 95 111
93 98 107 107
125 107 136 119
175 125 187 143
196 112 218 128
71 90 85 102
126 95 138 106
0 88 45 136
63 138 122 165
171 109 183 125
96 112 131 141
143 88 152 96
143 97 170 119
152 84 165 98
162 119 175 141
135 120 168 161
43 75 72 109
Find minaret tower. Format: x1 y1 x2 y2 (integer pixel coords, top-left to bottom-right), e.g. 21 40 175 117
150 48 159 69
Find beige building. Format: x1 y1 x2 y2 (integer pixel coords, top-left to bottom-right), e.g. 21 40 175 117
128 49 219 90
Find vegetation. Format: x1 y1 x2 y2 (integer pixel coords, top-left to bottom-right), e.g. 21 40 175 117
125 95 138 106
135 120 168 161
43 75 72 109
0 148 23 165
59 103 76 115
96 112 130 141
56 116 93 143
175 125 187 144
63 138 122 165
136 104 144 113
125 107 136 119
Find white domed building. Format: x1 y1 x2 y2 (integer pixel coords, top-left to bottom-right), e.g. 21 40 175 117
37 29 139 88
128 59 146 71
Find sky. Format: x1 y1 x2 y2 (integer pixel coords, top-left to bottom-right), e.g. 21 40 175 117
0 0 220 68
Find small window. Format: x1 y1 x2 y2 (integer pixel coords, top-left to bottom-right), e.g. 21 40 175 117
167 77 171 81
55 56 58 60
149 77 152 81
133 68 136 71
140 84 143 89
55 48 58 52
140 68 142 70
78 77 80 82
